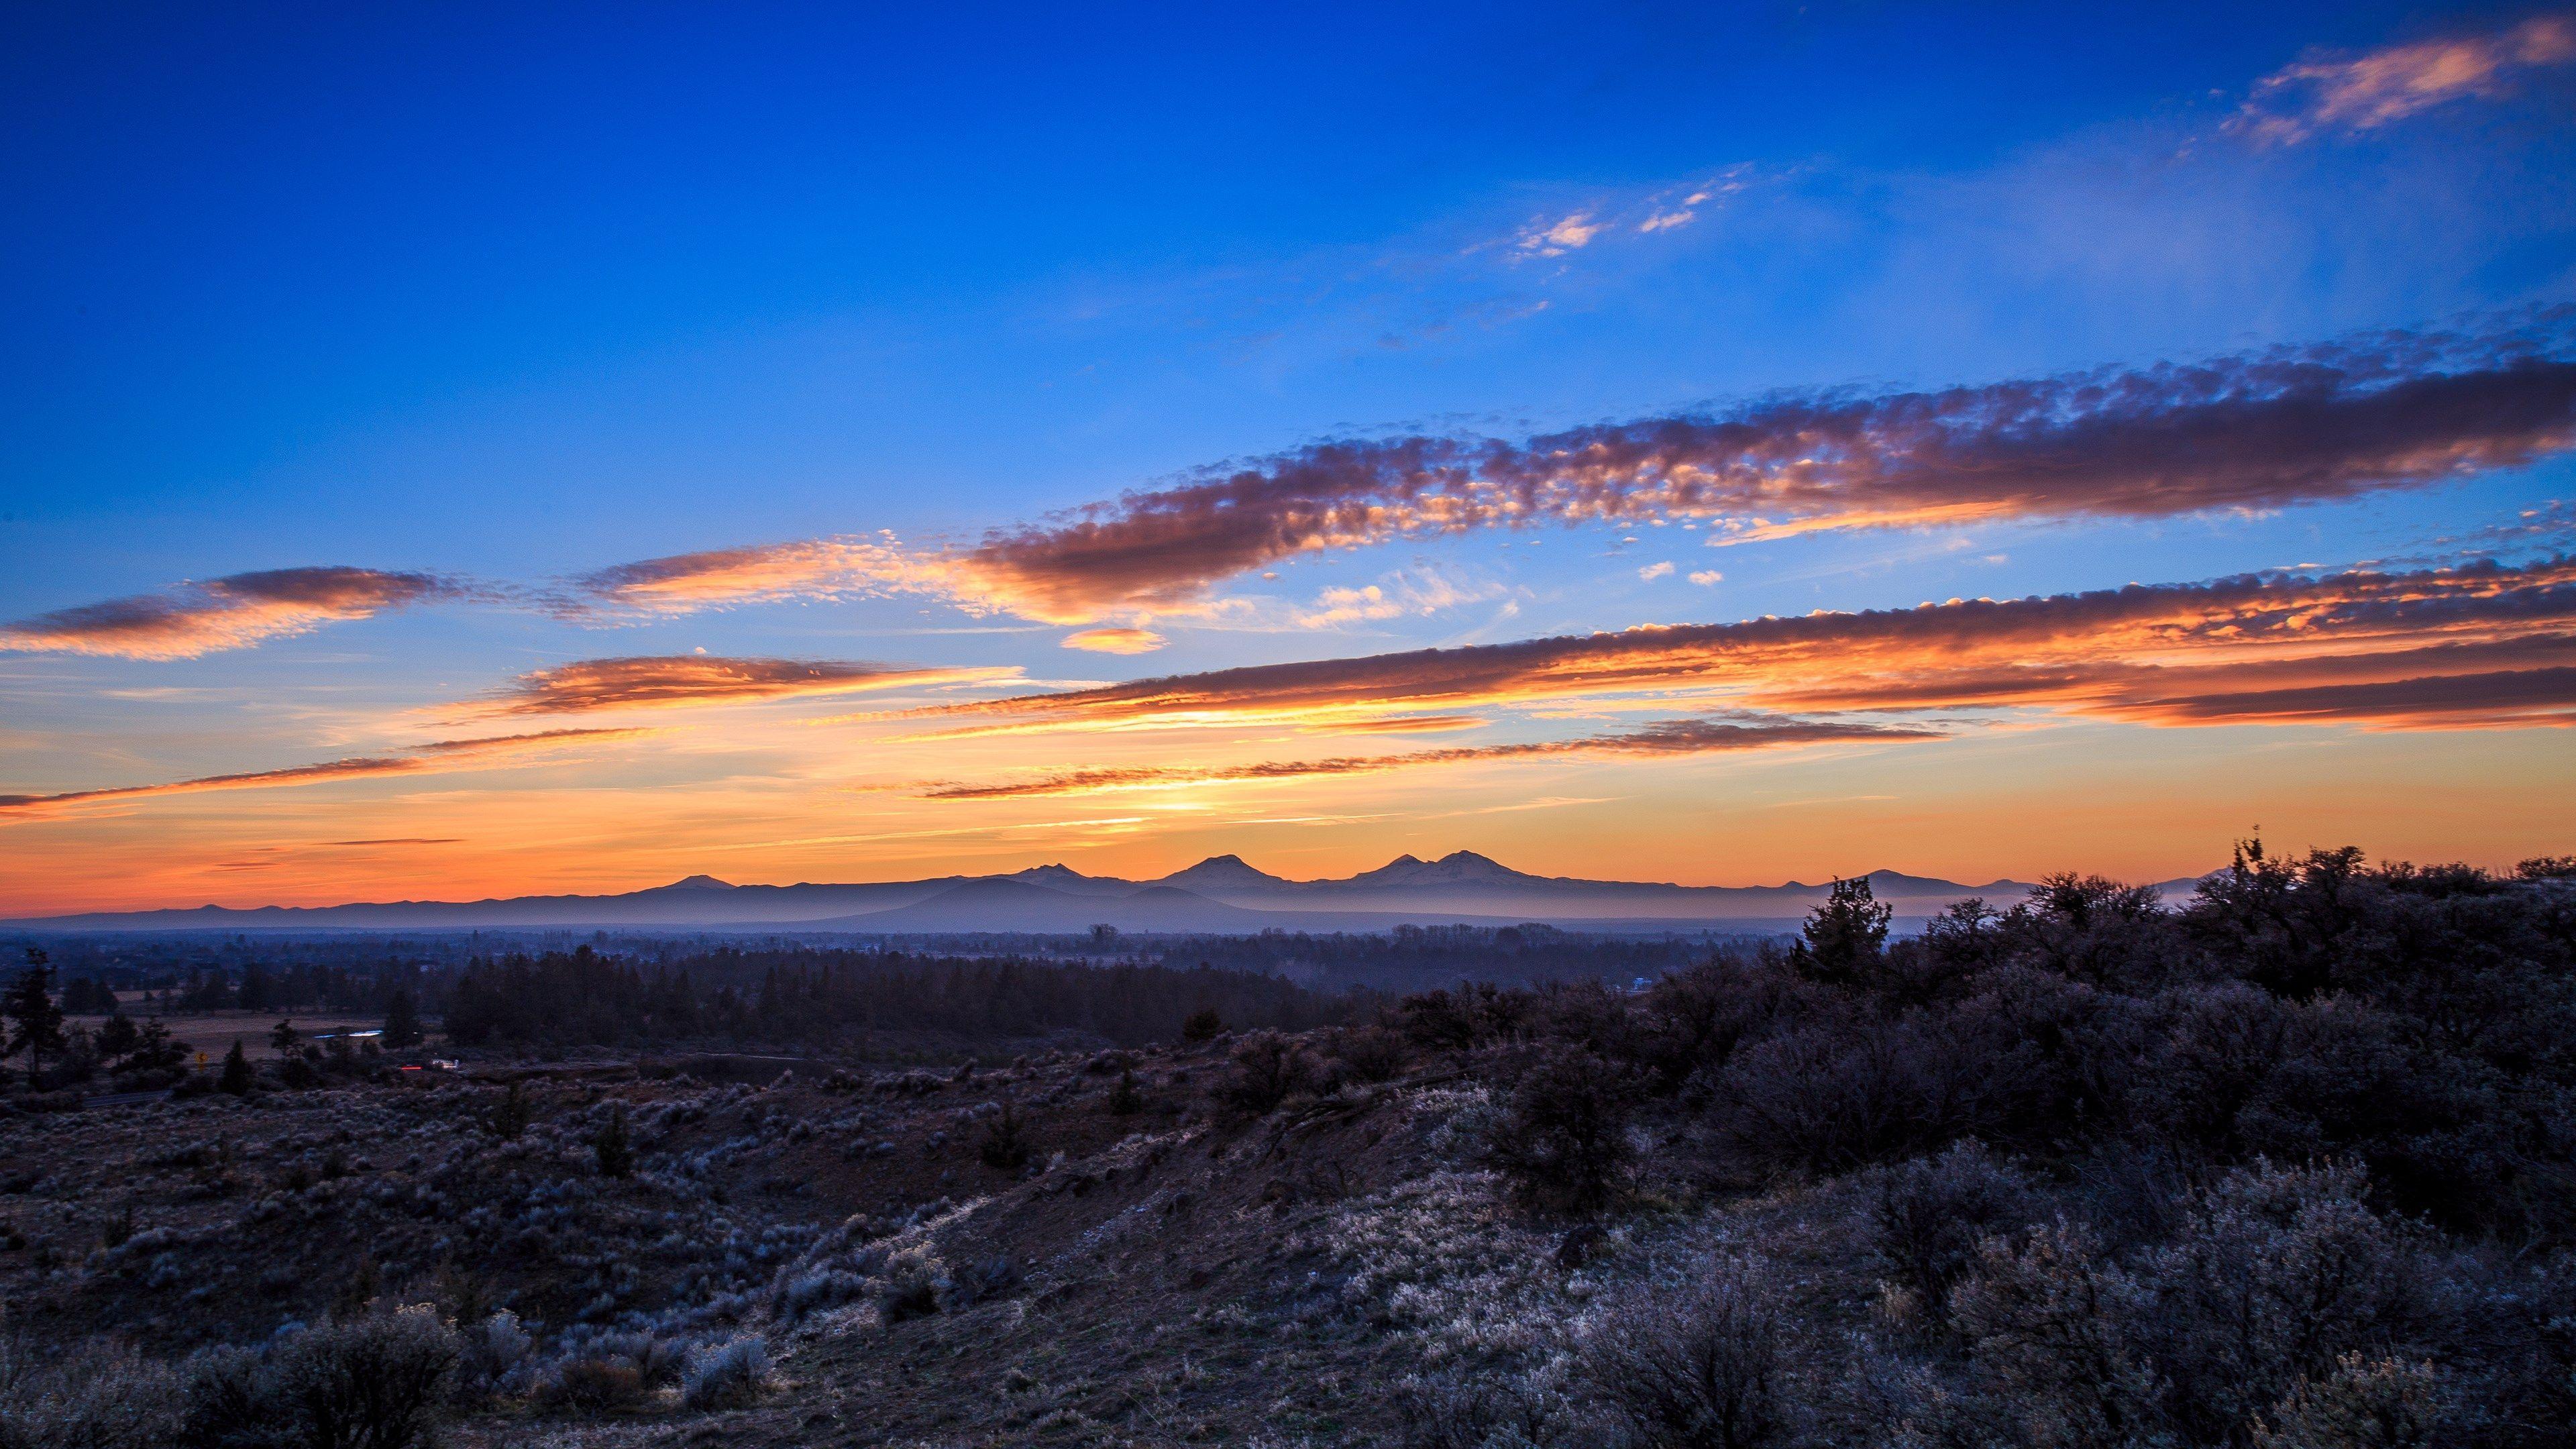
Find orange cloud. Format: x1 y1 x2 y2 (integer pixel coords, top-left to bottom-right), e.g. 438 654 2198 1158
914 715 1939 799
0 728 648 820
0 568 462 660
2235 13 2576 144
1061 627 1167 655
465 655 1017 716
1311 713 1492 735
885 555 2576 734
570 537 977 615
2114 665 2576 730
568 327 2576 625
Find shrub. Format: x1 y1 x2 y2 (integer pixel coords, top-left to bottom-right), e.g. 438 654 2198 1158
977 1099 1031 1170
679 1336 769 1411
2252 1354 2457 1449
529 1356 645 1414
1862 1141 2033 1332
1215 1032 1318 1114
1578 1254 1797 1449
1105 1067 1144 1116
0 1337 187 1449
453 1311 530 1397
1714 1021 1978 1176
1326 1024 1411 1084
939 1255 1021 1310
180 1304 460 1449
774 1269 867 1324
1484 1046 1635 1215
1393 1370 1567 1449
877 1244 945 1324
592 1105 633 1179
2139 1160 2440 1444
1181 1008 1225 1043
483 1083 534 1139
1949 1219 2165 1449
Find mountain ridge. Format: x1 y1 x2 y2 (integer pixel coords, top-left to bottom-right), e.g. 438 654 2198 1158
5 851 2217 932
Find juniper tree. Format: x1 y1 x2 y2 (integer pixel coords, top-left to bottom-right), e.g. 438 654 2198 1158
4 950 66 1084
218 1038 254 1095
1789 875 1892 989
382 989 423 1049
97 1010 138 1060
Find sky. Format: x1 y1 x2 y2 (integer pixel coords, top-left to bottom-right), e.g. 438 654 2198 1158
3 1 2574 912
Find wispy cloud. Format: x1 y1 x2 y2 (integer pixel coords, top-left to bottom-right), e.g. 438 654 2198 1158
2235 12 2576 144
1510 170 1748 256
1515 212 1604 256
0 728 647 820
0 568 464 660
913 714 1937 799
1292 570 1508 630
886 555 2576 735
463 655 1016 716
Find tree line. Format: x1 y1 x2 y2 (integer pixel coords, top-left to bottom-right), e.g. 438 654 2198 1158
440 945 1376 1049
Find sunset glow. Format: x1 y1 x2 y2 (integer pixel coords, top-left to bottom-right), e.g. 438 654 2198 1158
5 3 2573 916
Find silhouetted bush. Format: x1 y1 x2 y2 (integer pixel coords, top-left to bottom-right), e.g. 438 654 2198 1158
1216 1031 1318 1114
1485 1045 1636 1214
1325 1024 1411 1084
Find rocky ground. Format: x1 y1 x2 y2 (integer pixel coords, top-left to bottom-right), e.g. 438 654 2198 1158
0 1036 1647 1448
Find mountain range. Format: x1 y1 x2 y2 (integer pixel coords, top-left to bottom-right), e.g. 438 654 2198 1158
7 851 2212 935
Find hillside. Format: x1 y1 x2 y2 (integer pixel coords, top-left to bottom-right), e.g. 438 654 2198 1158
3 849 2573 1449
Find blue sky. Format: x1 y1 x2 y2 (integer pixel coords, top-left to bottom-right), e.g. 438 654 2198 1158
3 3 2573 908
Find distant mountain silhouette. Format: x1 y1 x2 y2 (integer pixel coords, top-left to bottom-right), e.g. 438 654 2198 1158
1153 854 1292 891
7 850 2216 934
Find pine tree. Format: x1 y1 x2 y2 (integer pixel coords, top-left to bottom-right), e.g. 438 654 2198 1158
1790 875 1892 988
1106 1067 1144 1116
382 989 423 1049
217 1038 254 1095
4 951 66 1085
129 1018 182 1071
270 1018 301 1054
97 1011 139 1060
